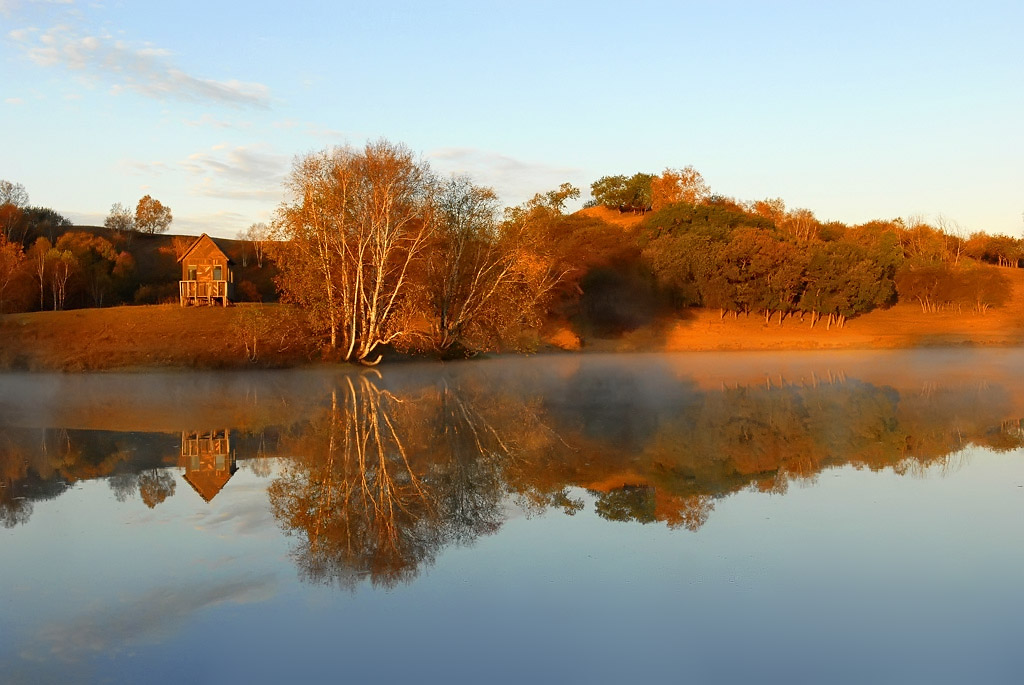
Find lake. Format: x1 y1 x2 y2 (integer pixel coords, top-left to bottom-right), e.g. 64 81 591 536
2 350 1023 684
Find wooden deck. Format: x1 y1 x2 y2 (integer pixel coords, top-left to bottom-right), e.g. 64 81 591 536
180 280 232 306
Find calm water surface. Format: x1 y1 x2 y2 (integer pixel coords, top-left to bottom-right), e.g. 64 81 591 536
2 350 1023 684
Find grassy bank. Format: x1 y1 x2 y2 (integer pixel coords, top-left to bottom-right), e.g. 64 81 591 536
555 265 1024 353
2 267 1023 372
0 304 314 371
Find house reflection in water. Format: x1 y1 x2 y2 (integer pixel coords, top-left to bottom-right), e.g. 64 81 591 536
180 429 236 502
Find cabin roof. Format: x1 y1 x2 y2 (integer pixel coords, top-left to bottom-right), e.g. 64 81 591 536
182 466 236 503
177 233 235 266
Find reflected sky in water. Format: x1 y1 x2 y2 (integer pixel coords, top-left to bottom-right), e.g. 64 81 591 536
2 351 1024 683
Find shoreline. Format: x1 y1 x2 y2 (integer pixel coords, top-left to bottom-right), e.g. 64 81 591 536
2 296 1022 372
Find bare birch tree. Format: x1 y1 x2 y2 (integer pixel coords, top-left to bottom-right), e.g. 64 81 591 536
274 140 434 364
0 235 26 313
244 222 271 268
421 176 526 353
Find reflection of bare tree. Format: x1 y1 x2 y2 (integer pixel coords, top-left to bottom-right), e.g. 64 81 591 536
0 433 31 527
242 432 274 478
0 495 32 528
592 486 713 532
138 470 176 508
268 373 567 589
640 377 1024 525
270 375 443 588
109 471 138 502
110 468 178 508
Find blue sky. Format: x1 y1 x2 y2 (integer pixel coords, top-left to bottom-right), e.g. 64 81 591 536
1 0 1021 239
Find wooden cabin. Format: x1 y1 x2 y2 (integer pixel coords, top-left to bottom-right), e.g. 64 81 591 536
180 429 236 502
178 233 235 306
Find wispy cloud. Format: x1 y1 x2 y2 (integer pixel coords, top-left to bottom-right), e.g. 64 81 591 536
0 0 64 14
173 210 263 238
427 147 586 207
119 159 169 175
23 575 277 663
4 97 25 105
8 24 271 108
184 113 252 130
181 143 288 202
273 118 346 141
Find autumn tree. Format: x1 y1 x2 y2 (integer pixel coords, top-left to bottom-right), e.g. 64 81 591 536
897 217 949 263
590 173 653 213
0 180 29 209
650 166 710 211
420 176 503 352
0 181 30 244
104 202 135 235
27 237 51 309
47 248 76 310
138 470 176 508
273 140 434 363
748 197 787 225
22 206 71 244
134 195 173 234
640 201 775 316
243 222 271 268
492 184 585 339
965 232 1022 268
896 262 1010 315
779 208 819 243
0 235 27 313
715 227 803 322
170 235 192 261
959 265 1011 313
55 231 134 307
800 239 896 328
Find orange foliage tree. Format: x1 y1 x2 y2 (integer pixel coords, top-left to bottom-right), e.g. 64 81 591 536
0 235 27 313
650 166 710 211
273 140 434 363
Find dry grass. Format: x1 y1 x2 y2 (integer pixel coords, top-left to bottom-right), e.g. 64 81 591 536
576 205 648 230
2 268 1023 372
0 303 315 371
554 266 1024 353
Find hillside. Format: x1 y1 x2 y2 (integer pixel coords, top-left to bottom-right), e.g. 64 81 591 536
554 266 1024 353
576 205 647 230
0 304 314 371
1 266 1022 372
36 225 279 305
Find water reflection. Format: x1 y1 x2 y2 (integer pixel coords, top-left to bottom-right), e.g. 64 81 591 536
180 429 237 502
268 374 567 588
265 362 1024 587
2 354 1023 589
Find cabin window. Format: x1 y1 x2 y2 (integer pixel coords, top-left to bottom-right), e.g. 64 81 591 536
187 265 197 281
213 265 223 281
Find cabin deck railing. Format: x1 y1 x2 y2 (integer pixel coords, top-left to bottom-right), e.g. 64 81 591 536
179 280 232 306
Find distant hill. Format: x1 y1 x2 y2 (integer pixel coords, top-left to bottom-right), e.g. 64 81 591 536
575 205 647 230
49 226 279 304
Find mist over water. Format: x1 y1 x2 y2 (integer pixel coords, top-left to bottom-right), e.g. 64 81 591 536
2 350 1023 683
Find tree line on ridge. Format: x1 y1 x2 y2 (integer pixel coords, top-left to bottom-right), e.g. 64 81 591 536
2 144 1023 363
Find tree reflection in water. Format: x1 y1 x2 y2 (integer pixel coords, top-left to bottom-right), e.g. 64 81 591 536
268 373 570 589
2 360 1023 589
267 368 1024 588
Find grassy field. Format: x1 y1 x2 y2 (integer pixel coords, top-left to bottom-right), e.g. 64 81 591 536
547 266 1024 353
0 303 314 371
2 267 1023 371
